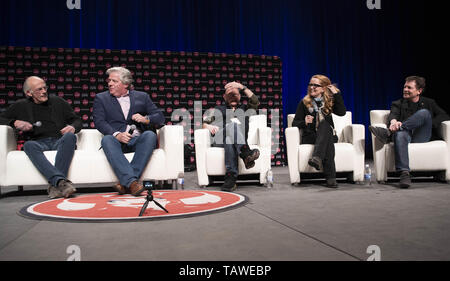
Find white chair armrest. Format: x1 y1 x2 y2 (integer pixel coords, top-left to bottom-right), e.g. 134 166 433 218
370 123 388 182
194 129 212 186
257 127 272 149
0 125 17 186
285 127 300 183
349 124 365 181
287 114 295 128
441 121 450 144
159 125 184 179
346 124 365 146
441 121 450 181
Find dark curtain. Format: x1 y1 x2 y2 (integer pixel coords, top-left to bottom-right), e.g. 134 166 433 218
1 0 446 157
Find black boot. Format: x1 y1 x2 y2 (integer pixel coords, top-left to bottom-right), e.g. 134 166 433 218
221 172 237 192
308 156 322 171
399 170 411 189
326 178 338 188
369 126 392 144
239 145 260 169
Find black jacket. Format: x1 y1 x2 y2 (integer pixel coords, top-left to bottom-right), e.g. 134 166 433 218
0 96 82 140
387 96 450 140
292 92 346 142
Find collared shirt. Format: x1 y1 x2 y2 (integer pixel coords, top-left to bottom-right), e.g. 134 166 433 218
116 91 130 119
113 91 141 137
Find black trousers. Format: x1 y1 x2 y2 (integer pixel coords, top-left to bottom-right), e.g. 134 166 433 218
302 120 337 179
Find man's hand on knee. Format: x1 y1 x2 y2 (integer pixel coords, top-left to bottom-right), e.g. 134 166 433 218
115 132 132 144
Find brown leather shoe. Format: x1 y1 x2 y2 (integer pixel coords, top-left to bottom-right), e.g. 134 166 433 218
129 181 145 196
113 183 128 195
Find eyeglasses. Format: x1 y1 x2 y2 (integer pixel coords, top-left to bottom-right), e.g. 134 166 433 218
30 86 48 93
308 83 322 88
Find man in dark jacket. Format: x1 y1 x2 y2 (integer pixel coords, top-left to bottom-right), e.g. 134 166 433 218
202 81 260 192
93 67 165 196
0 76 82 198
370 76 450 188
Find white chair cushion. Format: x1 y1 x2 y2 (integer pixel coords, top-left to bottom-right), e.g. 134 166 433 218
297 143 355 173
384 141 448 172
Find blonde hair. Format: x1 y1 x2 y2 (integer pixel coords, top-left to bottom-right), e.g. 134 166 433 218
302 74 337 115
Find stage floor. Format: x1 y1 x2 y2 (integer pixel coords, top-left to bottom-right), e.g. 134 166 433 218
1 166 450 261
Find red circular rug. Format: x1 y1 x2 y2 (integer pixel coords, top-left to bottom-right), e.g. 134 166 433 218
19 190 248 222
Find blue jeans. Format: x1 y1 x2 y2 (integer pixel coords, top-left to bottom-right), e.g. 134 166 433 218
212 122 246 176
101 131 157 187
23 133 77 187
394 109 432 171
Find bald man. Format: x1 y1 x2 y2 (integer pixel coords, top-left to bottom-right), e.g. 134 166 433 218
0 76 82 198
202 81 260 192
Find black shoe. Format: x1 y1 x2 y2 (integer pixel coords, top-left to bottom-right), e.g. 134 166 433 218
399 171 411 189
326 178 338 188
239 145 260 169
308 156 322 171
369 126 391 144
221 172 237 192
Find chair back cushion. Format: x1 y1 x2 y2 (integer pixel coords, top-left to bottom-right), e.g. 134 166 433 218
332 111 352 142
370 110 390 125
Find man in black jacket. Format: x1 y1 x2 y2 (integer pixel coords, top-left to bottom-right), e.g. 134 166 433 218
370 76 450 188
0 76 82 198
202 81 260 192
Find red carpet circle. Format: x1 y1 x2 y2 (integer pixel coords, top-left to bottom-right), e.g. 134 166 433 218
19 190 248 222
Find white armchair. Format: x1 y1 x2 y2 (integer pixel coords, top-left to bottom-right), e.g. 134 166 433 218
370 110 450 183
194 115 272 187
285 112 365 184
0 125 184 192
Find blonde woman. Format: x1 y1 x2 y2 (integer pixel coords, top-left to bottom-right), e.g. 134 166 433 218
292 75 346 188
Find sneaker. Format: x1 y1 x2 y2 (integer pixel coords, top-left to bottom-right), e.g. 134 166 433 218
399 171 411 189
308 156 322 171
239 145 260 169
47 185 63 199
57 179 77 198
326 178 338 188
369 126 391 144
221 172 237 192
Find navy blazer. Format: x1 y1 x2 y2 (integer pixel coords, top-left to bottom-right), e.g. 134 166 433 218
93 90 165 136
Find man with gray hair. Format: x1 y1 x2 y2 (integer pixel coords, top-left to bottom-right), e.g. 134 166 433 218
0 76 81 198
93 67 165 196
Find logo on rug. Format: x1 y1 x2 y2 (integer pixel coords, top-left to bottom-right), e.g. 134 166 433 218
20 190 247 222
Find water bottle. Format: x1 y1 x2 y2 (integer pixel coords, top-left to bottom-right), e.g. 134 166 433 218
265 169 274 188
364 164 372 185
177 172 185 189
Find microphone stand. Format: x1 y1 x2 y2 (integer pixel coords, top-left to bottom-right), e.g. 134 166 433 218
138 181 169 217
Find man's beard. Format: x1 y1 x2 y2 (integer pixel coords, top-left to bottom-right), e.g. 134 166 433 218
225 93 240 105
